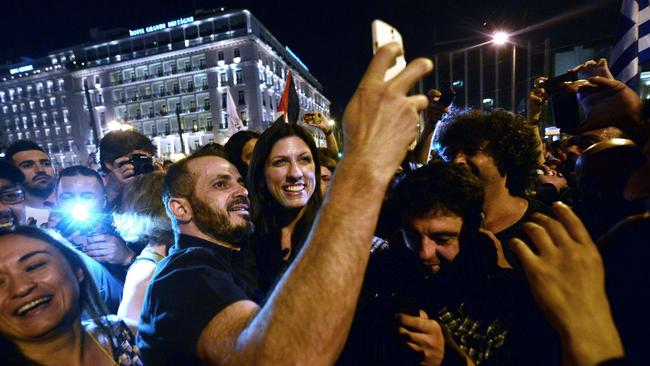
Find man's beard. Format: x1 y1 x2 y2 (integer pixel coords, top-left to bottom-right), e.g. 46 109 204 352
190 195 253 246
25 173 56 199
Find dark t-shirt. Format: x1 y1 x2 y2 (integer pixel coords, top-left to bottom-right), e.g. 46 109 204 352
494 198 554 270
136 234 260 365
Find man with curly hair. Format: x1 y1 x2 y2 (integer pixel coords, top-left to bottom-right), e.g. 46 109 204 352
433 109 553 268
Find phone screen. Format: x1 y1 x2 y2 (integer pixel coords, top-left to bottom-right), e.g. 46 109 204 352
550 91 582 131
371 20 406 81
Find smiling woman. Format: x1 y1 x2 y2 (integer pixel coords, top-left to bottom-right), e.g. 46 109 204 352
0 227 142 366
247 121 322 293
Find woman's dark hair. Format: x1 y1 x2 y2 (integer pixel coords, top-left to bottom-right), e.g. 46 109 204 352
247 123 322 290
434 109 540 196
224 130 260 177
0 226 112 365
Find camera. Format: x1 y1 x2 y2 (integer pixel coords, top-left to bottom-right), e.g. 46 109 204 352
120 153 154 176
53 201 103 238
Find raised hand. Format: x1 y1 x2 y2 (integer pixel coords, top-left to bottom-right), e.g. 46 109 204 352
342 43 432 182
510 202 624 366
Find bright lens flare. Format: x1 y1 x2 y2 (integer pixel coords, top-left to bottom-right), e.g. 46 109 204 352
492 31 509 45
71 203 90 221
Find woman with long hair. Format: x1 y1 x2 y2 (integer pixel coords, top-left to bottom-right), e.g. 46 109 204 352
247 122 322 293
0 226 141 365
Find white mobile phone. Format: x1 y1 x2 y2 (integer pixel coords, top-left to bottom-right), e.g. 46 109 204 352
371 19 406 81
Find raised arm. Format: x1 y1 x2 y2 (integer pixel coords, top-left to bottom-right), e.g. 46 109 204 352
197 43 432 365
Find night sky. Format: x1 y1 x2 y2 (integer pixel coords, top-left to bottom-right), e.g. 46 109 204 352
0 0 619 116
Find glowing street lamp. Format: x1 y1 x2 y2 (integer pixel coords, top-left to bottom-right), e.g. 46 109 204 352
492 31 510 46
491 31 516 110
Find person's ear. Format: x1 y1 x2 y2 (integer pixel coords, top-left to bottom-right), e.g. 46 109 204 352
169 197 193 223
75 267 85 284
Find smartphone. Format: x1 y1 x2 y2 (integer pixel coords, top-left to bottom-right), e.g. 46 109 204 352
550 90 582 132
371 19 406 81
303 112 324 126
536 71 578 94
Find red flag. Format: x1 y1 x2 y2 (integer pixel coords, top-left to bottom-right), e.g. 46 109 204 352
276 70 300 124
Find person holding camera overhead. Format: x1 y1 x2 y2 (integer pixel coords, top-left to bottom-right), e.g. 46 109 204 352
97 130 160 212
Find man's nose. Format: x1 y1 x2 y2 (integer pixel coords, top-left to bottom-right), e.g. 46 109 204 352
452 153 468 165
418 238 438 261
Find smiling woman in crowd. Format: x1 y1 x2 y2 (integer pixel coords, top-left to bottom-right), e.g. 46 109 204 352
0 226 141 366
247 121 322 293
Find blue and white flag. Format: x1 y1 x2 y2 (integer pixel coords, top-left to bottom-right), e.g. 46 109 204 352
611 0 650 89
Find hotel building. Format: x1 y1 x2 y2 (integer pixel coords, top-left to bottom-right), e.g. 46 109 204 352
0 9 330 165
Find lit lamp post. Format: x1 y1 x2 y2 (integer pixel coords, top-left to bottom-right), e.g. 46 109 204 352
491 31 516 111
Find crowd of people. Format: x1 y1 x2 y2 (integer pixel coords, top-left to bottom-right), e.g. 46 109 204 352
0 41 648 366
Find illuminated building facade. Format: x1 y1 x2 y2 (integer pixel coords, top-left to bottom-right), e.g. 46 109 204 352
0 9 330 165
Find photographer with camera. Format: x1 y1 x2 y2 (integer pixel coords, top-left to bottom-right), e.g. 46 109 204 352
50 166 135 312
98 130 158 211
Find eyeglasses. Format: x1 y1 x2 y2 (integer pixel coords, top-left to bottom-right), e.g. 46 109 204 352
0 188 25 205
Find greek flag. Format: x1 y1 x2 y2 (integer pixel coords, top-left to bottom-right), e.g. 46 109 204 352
611 0 650 89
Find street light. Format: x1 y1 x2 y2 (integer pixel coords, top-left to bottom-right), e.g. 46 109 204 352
492 31 509 45
491 31 516 111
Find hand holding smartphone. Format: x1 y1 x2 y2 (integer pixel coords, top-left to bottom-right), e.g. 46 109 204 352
371 20 406 81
